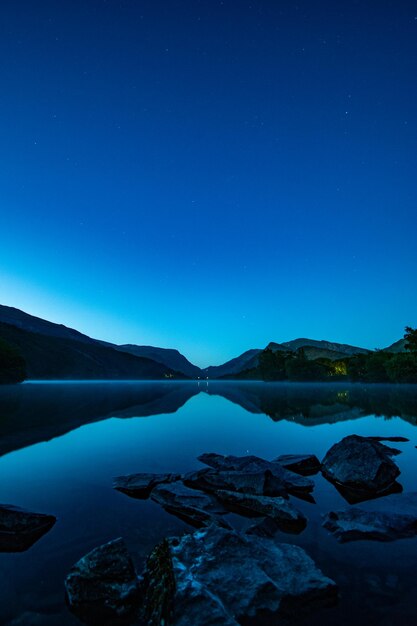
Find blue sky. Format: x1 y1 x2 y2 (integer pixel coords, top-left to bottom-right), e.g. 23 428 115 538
1 0 416 366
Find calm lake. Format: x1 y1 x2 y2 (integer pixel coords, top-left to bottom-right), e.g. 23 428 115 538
1 381 417 625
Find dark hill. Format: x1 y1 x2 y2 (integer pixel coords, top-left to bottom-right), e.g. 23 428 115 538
0 305 96 344
204 349 262 379
278 338 370 356
0 322 180 380
115 345 201 378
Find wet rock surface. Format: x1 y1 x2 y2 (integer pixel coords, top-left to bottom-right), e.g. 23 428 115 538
65 538 141 625
321 435 401 496
323 492 417 542
151 482 231 528
197 452 314 496
214 490 307 533
113 473 180 499
274 453 321 475
367 436 409 443
183 467 286 497
0 504 56 552
162 525 338 626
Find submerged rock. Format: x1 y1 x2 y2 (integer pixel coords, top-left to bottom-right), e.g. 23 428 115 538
214 490 307 533
113 472 180 499
274 454 321 476
323 492 417 542
142 525 337 626
197 452 314 497
0 504 56 552
321 435 401 496
65 538 141 624
151 482 230 529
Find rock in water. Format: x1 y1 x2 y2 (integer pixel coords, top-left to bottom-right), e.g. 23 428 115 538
151 482 231 529
65 538 141 624
367 436 409 443
214 490 307 533
197 452 314 496
274 454 321 476
198 452 270 472
323 492 417 542
0 504 56 552
321 435 401 495
183 468 284 496
113 472 180 499
142 526 337 626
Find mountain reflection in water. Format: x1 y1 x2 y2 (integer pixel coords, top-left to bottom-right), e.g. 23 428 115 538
0 381 416 458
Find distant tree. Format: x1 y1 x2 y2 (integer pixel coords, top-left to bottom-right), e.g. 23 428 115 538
363 352 391 383
385 353 417 384
258 349 288 381
404 327 417 353
0 338 26 384
346 354 368 381
285 350 329 381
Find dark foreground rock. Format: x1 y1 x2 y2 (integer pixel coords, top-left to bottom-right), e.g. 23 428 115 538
274 454 321 475
183 467 287 497
65 538 141 625
198 452 314 497
113 472 180 499
0 504 56 552
151 482 231 528
323 492 417 542
214 490 307 533
141 525 338 626
321 435 401 497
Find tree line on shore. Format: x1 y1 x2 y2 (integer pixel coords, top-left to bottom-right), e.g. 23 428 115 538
237 327 417 384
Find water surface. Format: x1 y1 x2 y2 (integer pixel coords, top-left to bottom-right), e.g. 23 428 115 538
0 381 417 625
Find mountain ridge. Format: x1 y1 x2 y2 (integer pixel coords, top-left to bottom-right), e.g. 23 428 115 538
0 304 408 380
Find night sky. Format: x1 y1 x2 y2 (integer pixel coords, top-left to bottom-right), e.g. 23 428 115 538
1 1 416 366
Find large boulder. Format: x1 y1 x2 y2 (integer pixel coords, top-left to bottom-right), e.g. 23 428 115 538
0 504 56 552
323 492 417 542
214 490 306 533
321 435 401 496
141 525 338 626
65 538 141 624
113 472 180 499
197 453 314 497
151 482 231 529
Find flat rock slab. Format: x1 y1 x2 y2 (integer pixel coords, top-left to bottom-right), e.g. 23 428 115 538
321 435 401 496
65 538 141 624
0 504 56 552
198 452 314 496
367 436 409 443
142 525 338 626
151 482 230 529
214 490 307 533
274 454 321 476
113 472 180 499
183 468 287 497
323 492 417 542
